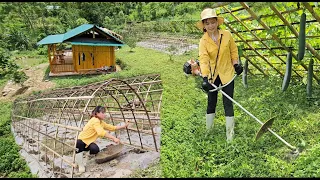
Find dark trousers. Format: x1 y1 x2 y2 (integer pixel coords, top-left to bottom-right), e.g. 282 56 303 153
207 75 234 116
76 139 100 155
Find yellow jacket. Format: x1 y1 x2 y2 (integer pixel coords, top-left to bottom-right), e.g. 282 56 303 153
78 117 117 147
199 30 238 84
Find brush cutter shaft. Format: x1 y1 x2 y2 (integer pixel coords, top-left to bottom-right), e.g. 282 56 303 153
207 74 296 150
208 75 237 92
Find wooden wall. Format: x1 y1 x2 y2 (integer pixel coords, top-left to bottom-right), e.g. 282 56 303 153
72 45 115 72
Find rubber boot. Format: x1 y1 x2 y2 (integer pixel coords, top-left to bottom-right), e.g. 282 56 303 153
75 152 85 173
226 116 235 143
206 113 215 130
83 151 90 166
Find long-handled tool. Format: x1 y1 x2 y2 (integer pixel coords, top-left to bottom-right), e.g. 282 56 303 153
205 74 297 151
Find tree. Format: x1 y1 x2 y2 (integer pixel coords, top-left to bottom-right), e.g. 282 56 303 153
166 44 178 61
122 26 139 52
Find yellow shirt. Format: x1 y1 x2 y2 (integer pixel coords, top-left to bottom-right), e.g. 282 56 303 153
199 30 239 84
78 117 117 147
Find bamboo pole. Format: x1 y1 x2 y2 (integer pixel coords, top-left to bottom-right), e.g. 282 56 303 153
120 81 158 152
127 127 158 135
120 141 156 152
240 2 320 82
270 5 320 62
13 115 82 132
223 6 302 78
302 2 320 25
246 54 286 57
15 96 94 104
113 118 159 125
212 2 232 8
242 47 292 50
235 35 320 42
108 110 160 114
230 20 316 30
16 120 78 156
33 136 77 168
224 21 284 76
241 54 268 76
111 116 160 121
227 6 304 24
243 47 320 51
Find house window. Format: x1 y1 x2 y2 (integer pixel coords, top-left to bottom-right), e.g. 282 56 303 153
82 53 85 61
91 53 94 65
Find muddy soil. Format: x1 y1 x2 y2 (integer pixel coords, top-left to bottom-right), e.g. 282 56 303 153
137 38 198 55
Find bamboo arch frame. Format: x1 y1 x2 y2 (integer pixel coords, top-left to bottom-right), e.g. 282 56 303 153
11 74 162 178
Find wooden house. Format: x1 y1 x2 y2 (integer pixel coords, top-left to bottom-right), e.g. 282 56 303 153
37 24 124 76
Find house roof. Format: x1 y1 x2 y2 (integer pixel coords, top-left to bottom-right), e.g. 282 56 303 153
37 24 124 46
63 24 94 41
70 42 124 46
37 34 65 45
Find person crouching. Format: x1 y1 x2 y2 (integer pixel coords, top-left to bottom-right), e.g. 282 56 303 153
75 105 129 173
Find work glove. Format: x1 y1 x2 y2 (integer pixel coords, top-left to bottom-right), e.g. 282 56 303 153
202 77 214 92
234 64 243 75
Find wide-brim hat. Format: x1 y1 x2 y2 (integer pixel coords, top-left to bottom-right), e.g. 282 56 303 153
196 8 224 30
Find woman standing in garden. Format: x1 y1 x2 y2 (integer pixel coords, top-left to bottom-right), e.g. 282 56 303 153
75 105 129 173
196 7 243 142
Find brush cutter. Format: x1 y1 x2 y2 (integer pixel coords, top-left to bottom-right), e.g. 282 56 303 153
203 74 297 151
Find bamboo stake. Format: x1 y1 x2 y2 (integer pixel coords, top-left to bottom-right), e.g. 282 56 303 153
32 136 77 168
13 115 82 132
212 2 231 8
270 5 320 62
16 96 94 104
126 128 158 136
120 141 156 152
241 54 268 76
302 2 320 25
111 116 160 121
108 111 160 114
223 6 302 78
235 35 320 43
16 120 78 151
227 6 305 24
232 20 316 32
224 21 284 76
240 2 320 82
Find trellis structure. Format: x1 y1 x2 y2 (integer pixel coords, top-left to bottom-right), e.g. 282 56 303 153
216 2 320 83
130 2 320 88
11 74 162 178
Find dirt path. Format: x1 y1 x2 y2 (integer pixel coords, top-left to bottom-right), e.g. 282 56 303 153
0 63 55 101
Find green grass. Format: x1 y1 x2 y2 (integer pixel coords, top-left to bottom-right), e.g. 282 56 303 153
3 44 320 177
12 50 47 69
126 159 161 178
0 101 35 178
0 50 47 178
113 45 320 177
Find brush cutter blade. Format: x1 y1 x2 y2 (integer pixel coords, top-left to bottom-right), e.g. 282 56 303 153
255 116 276 141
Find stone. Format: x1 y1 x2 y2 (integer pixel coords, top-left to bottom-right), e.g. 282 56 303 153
109 159 119 167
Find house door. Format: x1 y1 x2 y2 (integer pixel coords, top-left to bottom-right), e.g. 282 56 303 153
76 45 95 71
